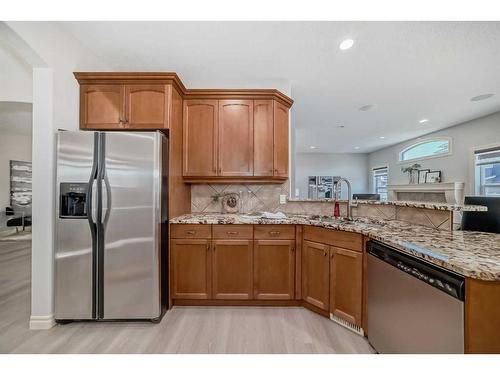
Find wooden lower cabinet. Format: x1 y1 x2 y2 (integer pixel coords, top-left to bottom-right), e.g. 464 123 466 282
302 240 330 310
330 246 363 325
171 239 211 299
253 240 295 300
212 240 253 299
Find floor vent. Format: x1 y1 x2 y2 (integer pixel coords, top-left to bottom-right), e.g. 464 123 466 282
330 313 364 336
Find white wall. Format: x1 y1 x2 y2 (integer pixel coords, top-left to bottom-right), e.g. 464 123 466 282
1 22 109 329
0 129 32 209
294 152 369 199
6 22 109 130
0 42 32 103
368 111 500 195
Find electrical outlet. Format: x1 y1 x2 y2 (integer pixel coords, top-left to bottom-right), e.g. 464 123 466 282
279 194 287 204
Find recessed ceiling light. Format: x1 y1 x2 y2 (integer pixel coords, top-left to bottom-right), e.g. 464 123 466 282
339 39 354 50
310 146 317 149
354 146 360 150
419 119 429 124
379 136 385 139
337 125 345 128
470 93 494 102
359 104 374 111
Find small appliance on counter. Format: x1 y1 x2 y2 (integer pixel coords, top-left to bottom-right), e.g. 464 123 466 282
55 130 168 322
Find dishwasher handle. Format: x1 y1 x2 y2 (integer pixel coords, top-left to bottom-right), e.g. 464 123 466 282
367 241 465 301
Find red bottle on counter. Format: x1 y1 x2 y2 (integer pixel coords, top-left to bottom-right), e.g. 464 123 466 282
333 201 340 218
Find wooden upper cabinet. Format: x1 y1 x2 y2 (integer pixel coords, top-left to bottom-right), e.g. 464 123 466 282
253 100 274 176
212 239 253 300
330 246 363 326
218 100 254 176
80 84 124 129
302 240 330 311
124 84 169 129
254 239 295 300
75 72 293 181
183 100 219 177
171 239 212 300
273 101 289 177
80 83 171 130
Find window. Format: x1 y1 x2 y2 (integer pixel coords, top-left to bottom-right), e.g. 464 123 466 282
475 147 500 196
399 138 451 162
373 167 388 201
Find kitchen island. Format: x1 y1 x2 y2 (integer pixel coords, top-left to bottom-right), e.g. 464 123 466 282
169 213 500 353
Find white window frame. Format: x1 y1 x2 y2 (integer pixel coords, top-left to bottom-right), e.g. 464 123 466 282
470 142 500 196
398 137 453 164
372 165 389 201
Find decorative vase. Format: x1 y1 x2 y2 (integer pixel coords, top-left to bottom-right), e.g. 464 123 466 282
409 170 417 184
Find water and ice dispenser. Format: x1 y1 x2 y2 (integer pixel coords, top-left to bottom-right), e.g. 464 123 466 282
59 183 88 218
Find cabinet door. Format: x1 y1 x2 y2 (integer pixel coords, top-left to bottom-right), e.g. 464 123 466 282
254 240 295 300
212 240 253 299
253 100 274 176
171 239 211 299
302 240 330 310
218 100 254 176
183 100 218 176
330 246 363 325
124 84 169 129
273 101 289 177
80 84 124 130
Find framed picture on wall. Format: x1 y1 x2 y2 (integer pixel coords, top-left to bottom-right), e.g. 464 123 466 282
418 169 430 184
425 170 442 183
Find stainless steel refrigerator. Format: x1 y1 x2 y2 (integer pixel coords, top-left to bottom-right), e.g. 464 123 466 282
55 130 168 321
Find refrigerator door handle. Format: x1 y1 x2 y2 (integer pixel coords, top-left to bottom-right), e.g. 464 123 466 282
102 174 112 226
91 179 98 224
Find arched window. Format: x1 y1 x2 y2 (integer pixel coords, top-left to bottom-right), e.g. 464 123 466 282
399 138 451 162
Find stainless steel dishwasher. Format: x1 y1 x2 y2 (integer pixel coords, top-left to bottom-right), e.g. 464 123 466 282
367 241 465 353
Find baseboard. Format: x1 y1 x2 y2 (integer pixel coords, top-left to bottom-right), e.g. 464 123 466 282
29 315 56 330
173 299 302 307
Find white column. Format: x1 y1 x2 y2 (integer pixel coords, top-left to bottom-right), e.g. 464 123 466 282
30 67 55 329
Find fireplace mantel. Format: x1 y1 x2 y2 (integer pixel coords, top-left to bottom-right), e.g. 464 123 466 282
387 182 465 204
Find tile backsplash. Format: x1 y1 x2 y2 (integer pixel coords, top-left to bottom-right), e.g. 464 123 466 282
190 183 454 230
191 183 290 214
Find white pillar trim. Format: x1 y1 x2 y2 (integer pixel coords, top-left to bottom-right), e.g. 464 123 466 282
30 67 55 329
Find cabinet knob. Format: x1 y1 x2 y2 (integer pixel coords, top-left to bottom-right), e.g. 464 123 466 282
186 230 196 235
323 250 327 257
269 231 280 237
291 247 295 252
206 243 210 251
226 231 238 235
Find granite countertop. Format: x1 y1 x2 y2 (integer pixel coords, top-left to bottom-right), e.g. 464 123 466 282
170 213 500 281
286 199 487 212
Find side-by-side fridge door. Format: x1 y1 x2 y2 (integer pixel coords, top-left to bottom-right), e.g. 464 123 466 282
55 131 98 320
100 131 163 319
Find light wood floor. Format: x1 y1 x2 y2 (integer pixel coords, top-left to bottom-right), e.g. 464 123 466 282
0 238 375 354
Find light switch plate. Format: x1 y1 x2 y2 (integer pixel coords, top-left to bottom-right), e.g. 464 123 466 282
279 194 287 204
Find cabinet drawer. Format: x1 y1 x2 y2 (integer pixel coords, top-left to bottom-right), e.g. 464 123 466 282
254 225 295 240
213 225 253 239
303 226 363 252
171 224 211 239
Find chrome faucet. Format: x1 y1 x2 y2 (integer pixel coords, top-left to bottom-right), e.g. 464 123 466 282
336 177 355 220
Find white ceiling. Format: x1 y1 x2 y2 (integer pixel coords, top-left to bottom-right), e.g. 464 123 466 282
60 21 500 153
